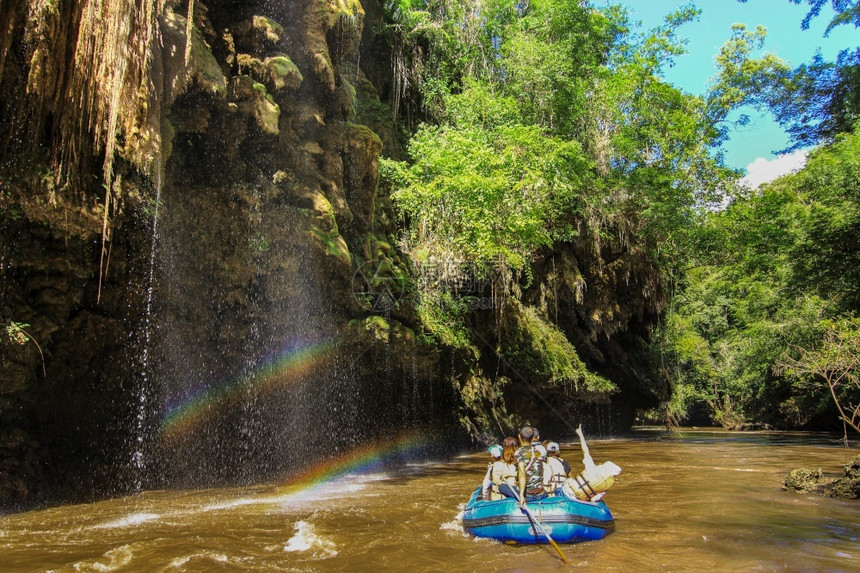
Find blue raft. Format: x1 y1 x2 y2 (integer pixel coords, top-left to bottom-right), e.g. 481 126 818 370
462 487 615 544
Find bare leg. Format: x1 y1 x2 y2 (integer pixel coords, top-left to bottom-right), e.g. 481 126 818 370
575 424 596 473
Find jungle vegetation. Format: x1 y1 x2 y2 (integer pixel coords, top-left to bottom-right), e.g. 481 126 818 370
378 0 860 435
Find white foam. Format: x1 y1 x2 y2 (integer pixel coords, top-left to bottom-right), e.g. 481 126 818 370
167 552 230 568
72 544 135 571
284 520 337 557
92 512 160 529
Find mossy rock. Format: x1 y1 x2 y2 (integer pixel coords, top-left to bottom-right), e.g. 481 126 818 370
357 315 390 343
828 455 860 499
312 52 336 93
252 94 280 134
237 53 303 93
229 76 280 134
323 0 365 32
291 188 337 230
310 226 350 266
345 122 383 153
784 456 860 499
233 15 284 53
782 467 823 493
336 79 358 117
828 476 860 499
236 53 265 76
370 235 392 258
502 302 614 393
160 12 227 105
265 55 303 91
252 15 284 42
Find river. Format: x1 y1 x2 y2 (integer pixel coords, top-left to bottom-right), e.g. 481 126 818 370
0 428 857 572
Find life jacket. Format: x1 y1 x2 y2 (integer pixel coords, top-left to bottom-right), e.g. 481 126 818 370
561 461 621 501
545 456 568 492
489 461 517 500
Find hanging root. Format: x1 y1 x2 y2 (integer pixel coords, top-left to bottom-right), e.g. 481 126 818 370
184 0 194 67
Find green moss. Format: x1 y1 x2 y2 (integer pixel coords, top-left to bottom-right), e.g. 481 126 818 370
252 15 284 42
374 237 392 255
346 122 383 149
325 0 364 29
364 314 390 336
265 56 303 91
502 304 616 393
251 81 269 99
247 81 280 134
192 31 227 93
268 56 298 77
782 468 823 493
347 315 391 343
355 83 396 129
310 226 350 265
415 292 476 353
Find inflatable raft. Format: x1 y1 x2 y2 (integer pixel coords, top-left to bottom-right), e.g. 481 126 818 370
461 487 615 544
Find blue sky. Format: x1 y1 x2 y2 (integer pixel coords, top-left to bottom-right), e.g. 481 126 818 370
604 0 857 181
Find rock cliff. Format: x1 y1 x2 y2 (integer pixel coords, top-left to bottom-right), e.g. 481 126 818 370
0 0 461 508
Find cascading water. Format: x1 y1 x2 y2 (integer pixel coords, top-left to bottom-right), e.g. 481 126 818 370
133 158 164 492
112 0 466 494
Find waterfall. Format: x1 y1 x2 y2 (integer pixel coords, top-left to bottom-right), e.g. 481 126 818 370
133 158 163 491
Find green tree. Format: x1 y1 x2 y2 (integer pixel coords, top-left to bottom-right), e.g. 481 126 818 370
777 318 860 443
385 83 592 273
736 0 860 149
661 131 860 428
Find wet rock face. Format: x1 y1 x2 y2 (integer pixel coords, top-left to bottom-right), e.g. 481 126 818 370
136 0 460 485
0 0 456 507
0 0 673 507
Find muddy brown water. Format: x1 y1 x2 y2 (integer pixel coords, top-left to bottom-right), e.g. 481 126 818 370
0 428 858 572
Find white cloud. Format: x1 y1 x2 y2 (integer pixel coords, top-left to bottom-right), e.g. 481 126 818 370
740 150 808 189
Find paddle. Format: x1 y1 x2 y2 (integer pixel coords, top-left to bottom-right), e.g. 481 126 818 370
520 503 570 565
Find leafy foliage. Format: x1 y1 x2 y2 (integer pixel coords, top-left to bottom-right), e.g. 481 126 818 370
501 303 616 392
736 0 860 149
385 84 592 272
661 131 860 428
777 317 860 439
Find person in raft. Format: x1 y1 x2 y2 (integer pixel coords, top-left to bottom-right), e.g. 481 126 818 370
489 437 520 501
543 441 571 494
481 444 503 500
515 426 549 507
560 424 622 502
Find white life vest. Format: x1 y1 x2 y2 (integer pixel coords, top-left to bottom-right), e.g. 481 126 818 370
545 457 568 492
561 461 621 501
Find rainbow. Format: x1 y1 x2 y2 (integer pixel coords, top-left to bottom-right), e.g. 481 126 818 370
160 339 336 440
275 430 430 493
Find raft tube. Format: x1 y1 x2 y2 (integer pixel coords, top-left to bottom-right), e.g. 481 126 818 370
462 487 615 544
